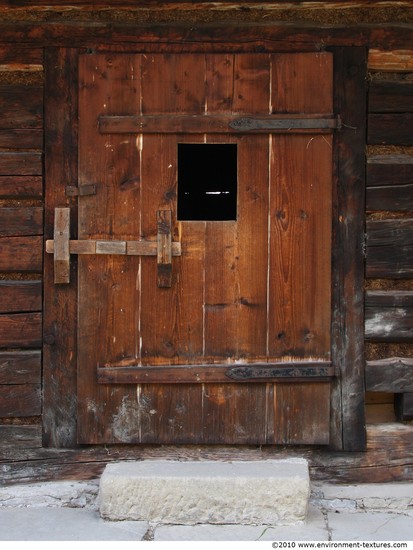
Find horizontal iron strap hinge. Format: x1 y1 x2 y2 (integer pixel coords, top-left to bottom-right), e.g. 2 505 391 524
98 114 341 134
97 362 335 385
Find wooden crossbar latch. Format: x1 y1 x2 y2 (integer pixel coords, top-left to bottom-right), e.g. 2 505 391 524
46 208 181 286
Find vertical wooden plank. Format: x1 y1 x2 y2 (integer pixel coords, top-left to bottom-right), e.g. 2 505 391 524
77 53 142 444
43 48 79 447
138 54 206 442
330 47 367 451
268 134 332 359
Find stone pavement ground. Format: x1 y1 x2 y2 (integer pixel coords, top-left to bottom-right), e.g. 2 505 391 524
0 481 412 542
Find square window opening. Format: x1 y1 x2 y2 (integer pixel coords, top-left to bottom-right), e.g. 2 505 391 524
178 143 238 221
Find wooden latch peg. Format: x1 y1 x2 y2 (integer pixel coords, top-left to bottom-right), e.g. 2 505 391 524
157 210 173 288
46 208 180 286
53 207 71 284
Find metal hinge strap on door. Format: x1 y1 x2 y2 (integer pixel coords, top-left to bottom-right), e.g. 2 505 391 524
46 207 181 286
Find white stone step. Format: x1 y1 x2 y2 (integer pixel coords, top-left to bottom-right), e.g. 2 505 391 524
99 459 310 525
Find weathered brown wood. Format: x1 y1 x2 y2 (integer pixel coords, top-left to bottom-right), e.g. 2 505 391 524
46 238 181 256
53 207 70 284
0 85 43 129
0 46 43 66
0 313 42 348
0 129 43 149
1 21 413 51
369 80 413 113
77 53 143 445
0 207 43 237
0 350 41 385
157 210 172 288
365 291 413 342
0 176 43 199
366 357 413 392
43 48 79 447
330 46 367 451
368 49 413 72
98 361 334 384
0 281 42 314
394 393 413 420
367 155 413 211
0 236 43 272
0 385 41 417
2 0 413 6
368 114 413 146
366 218 413 278
0 152 42 176
99 114 339 134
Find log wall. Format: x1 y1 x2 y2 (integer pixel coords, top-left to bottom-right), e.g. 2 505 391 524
0 49 43 422
365 49 413 421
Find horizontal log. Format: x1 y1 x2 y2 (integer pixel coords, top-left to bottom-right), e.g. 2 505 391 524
0 129 43 149
0 21 409 50
365 291 413 342
0 85 43 129
2 0 413 6
99 114 339 134
97 361 334 384
395 393 413 420
369 80 413 113
0 176 43 199
0 384 41 417
0 312 42 348
366 219 413 278
366 357 413 392
366 218 413 247
0 152 43 176
368 49 413 72
0 350 41 385
0 207 43 237
0 46 43 66
2 423 413 485
0 281 42 314
0 236 43 272
368 113 413 146
367 155 413 211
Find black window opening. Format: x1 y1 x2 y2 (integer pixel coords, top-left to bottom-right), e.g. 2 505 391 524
177 143 238 221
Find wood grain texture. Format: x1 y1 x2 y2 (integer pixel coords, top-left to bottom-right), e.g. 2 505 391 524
0 313 42 348
74 52 336 445
0 236 43 272
0 129 43 149
369 80 413 113
0 385 41 417
329 46 367 451
0 281 42 314
0 350 41 385
365 290 413 342
368 113 413 146
42 48 79 448
367 155 413 211
368 49 413 72
0 152 42 176
0 21 413 51
0 176 43 199
0 207 43 237
0 85 43 129
366 357 413 392
366 218 413 278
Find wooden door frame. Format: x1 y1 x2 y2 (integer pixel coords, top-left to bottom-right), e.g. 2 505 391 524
43 37 367 451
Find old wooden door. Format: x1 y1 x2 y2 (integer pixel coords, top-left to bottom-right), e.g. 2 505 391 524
77 52 334 445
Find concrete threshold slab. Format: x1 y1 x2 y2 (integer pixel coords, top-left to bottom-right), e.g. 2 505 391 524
98 459 310 525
